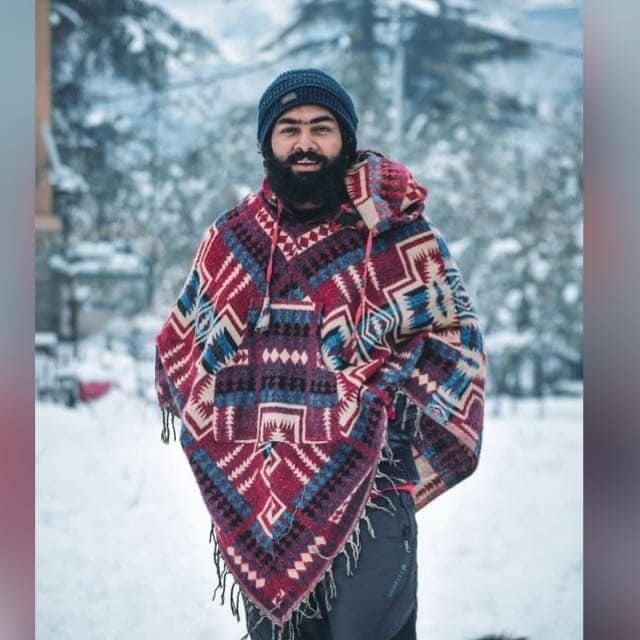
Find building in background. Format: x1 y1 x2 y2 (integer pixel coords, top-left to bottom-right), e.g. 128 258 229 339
36 0 62 333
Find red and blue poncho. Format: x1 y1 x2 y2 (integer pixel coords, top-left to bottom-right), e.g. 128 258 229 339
155 151 487 629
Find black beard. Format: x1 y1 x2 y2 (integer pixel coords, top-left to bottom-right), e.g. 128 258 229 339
263 148 350 212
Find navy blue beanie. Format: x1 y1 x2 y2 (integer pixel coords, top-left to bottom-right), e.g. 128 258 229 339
257 69 358 148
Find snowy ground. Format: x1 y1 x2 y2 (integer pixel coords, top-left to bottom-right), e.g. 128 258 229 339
36 391 582 640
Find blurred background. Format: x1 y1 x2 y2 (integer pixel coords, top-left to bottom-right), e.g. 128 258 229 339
35 1 583 639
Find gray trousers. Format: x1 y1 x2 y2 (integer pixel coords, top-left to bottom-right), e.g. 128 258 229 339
245 490 418 640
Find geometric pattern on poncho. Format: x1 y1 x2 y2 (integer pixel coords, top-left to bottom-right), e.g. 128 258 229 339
255 205 333 262
155 150 487 627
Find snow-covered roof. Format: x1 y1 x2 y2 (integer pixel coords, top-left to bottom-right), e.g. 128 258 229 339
35 332 59 348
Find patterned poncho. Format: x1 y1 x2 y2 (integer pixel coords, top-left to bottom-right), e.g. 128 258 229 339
155 150 487 630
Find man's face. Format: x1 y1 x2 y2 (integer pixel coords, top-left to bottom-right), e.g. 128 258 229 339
270 105 343 173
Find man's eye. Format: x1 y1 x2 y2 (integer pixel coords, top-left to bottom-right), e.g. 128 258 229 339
314 126 332 134
279 127 297 135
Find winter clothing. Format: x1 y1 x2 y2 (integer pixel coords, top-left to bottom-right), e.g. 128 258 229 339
154 150 487 634
244 489 418 640
378 394 421 490
257 68 358 147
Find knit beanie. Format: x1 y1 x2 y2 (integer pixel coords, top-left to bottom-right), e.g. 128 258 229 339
257 69 358 148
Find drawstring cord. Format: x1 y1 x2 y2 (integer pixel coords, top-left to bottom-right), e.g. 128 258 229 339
255 197 375 355
256 199 283 333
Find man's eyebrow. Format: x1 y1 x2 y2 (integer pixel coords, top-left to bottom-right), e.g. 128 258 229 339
275 115 337 126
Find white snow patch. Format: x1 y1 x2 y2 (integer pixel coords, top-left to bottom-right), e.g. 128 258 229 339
525 0 578 7
401 0 440 17
448 238 471 256
531 254 551 280
152 0 294 62
505 289 522 308
406 113 428 141
486 237 521 260
563 283 580 304
85 108 107 127
49 242 147 277
51 165 88 193
123 18 146 53
35 332 58 348
538 100 556 120
468 12 521 39
155 27 180 53
52 3 83 27
233 183 253 200
485 329 534 351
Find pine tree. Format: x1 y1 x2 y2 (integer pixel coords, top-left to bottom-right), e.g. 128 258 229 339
260 0 531 155
50 0 222 305
478 95 583 397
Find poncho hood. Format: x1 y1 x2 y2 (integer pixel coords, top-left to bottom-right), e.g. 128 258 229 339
154 150 486 634
345 150 427 235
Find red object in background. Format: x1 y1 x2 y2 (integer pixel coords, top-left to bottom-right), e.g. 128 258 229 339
78 381 112 402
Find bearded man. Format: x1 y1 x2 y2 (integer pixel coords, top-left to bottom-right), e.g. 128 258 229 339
155 69 487 640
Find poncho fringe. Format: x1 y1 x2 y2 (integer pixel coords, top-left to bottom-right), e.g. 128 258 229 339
207 444 402 640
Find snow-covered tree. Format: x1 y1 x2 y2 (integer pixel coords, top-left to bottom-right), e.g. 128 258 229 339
260 0 532 155
50 0 222 306
49 0 582 395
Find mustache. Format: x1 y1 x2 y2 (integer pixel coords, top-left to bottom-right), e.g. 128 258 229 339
286 150 328 165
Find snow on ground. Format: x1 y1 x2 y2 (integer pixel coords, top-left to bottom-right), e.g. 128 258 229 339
36 392 582 639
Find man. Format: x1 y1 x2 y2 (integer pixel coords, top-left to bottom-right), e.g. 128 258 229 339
155 69 487 640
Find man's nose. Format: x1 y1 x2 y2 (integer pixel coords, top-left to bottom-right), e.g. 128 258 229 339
294 128 317 151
